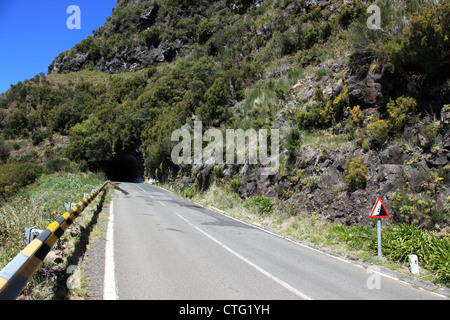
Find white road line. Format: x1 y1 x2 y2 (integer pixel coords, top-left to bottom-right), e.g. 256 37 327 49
135 184 148 193
136 184 155 198
104 200 118 300
158 201 166 206
173 211 313 300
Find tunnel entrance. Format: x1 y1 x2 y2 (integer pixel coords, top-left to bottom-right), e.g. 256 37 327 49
106 154 144 182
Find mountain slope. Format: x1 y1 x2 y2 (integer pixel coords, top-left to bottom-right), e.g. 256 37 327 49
0 0 448 234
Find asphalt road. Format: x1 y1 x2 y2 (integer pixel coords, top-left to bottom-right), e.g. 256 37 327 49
104 182 447 300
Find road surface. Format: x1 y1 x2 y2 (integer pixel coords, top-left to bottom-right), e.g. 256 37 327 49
103 182 447 300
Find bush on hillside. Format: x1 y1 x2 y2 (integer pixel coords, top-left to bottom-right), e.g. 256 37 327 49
345 156 367 190
184 187 197 199
245 195 274 215
367 113 390 147
346 105 364 138
387 96 418 134
0 163 43 200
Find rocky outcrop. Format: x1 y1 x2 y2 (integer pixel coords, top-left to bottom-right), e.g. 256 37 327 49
50 38 184 75
348 64 385 109
103 40 183 74
48 1 187 75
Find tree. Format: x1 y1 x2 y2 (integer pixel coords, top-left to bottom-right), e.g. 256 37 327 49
285 128 302 164
5 109 28 137
199 77 231 126
65 115 112 171
84 134 112 171
198 20 213 44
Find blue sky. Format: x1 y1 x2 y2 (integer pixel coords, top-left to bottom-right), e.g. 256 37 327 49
0 0 118 94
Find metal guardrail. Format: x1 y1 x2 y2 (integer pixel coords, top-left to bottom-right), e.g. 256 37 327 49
0 181 108 300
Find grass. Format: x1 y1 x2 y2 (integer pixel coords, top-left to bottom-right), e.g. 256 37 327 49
301 130 354 151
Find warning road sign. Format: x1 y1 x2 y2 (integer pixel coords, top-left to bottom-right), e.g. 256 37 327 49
370 198 390 219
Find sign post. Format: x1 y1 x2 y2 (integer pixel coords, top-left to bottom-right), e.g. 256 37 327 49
377 219 382 257
370 198 390 258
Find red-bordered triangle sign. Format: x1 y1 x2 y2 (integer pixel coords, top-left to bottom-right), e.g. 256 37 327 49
370 198 390 218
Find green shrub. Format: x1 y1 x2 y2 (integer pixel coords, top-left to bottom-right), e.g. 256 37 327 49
246 195 274 215
367 113 390 147
297 85 333 129
420 121 439 152
297 84 348 130
0 163 43 200
425 234 450 286
332 85 348 119
391 191 445 229
229 177 242 194
184 187 197 199
0 140 11 164
338 6 353 28
285 128 302 164
387 96 418 134
5 109 28 137
31 129 51 146
144 26 161 47
346 105 364 138
345 156 367 190
211 165 223 185
198 20 213 44
390 1 450 74
301 175 320 190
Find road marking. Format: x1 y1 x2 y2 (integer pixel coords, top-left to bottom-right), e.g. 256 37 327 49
136 184 155 198
158 201 166 206
173 211 313 300
135 185 148 194
104 200 118 300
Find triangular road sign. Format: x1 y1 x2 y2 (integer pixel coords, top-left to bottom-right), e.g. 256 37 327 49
370 198 390 218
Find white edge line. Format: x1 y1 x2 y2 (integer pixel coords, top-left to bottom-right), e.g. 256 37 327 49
173 210 313 300
135 184 148 194
104 200 118 300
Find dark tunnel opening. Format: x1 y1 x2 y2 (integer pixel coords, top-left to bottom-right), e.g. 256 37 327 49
106 154 144 183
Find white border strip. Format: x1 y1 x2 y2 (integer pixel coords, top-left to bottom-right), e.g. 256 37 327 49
104 200 118 300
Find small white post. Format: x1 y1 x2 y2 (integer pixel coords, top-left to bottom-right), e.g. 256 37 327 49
410 255 420 275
